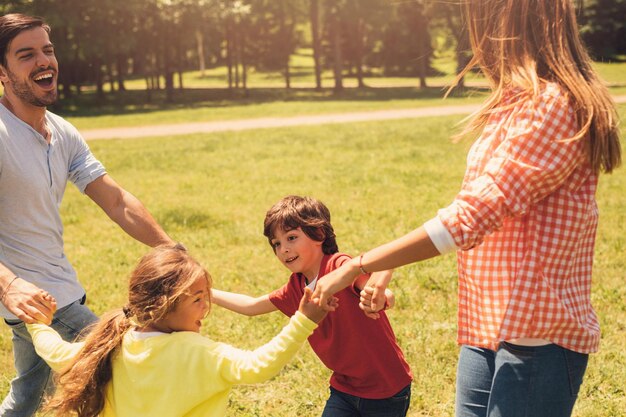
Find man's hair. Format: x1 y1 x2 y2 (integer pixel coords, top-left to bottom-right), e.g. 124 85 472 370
0 13 50 67
263 195 339 255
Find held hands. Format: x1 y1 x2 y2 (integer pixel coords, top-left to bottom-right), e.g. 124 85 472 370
311 261 360 311
358 269 393 319
298 287 338 323
1 278 57 324
359 287 394 320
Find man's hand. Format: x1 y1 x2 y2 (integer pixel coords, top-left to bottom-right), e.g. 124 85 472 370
2 278 57 324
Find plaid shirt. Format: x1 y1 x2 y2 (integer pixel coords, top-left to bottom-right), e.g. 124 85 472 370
438 83 600 353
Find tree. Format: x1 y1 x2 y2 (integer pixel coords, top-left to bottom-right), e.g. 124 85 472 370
579 0 626 59
309 0 323 90
431 0 471 90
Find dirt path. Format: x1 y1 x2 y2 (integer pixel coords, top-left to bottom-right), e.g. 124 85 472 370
82 95 626 141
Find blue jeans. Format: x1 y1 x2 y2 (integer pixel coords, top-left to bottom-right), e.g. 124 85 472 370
0 297 97 417
456 343 589 417
321 384 411 417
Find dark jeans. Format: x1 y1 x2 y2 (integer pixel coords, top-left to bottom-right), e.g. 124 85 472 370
455 343 589 417
321 384 411 417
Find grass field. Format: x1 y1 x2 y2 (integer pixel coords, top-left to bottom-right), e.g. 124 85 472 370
0 102 624 416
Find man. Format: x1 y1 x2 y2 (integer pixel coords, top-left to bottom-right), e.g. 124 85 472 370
0 13 174 416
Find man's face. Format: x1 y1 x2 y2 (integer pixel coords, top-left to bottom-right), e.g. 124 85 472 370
0 26 58 107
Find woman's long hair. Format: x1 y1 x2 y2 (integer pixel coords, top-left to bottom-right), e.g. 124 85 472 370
453 0 621 173
45 245 211 417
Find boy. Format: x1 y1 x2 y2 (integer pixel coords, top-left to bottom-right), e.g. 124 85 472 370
212 195 412 416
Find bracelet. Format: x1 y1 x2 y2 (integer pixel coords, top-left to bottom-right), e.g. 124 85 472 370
358 254 369 275
0 276 19 301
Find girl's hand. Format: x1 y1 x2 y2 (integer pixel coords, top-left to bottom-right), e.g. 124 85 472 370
298 287 337 323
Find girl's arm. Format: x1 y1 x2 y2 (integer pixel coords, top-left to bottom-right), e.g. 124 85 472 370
214 289 326 385
26 323 84 372
211 289 277 316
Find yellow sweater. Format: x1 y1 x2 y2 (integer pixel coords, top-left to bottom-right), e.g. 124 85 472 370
27 312 316 417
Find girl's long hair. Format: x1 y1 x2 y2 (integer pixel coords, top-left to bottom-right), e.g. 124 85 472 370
45 245 211 417
453 0 621 173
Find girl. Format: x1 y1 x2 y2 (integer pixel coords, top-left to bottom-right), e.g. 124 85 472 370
27 245 331 417
313 1 621 417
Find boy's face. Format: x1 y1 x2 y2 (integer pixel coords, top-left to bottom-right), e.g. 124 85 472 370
270 227 324 281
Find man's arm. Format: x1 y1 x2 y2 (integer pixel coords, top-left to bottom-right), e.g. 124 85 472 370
211 289 277 316
0 262 56 324
85 174 173 247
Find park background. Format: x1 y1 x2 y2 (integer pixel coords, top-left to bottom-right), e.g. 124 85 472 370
1 0 625 416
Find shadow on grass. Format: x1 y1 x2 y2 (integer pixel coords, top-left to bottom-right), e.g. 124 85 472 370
50 85 489 119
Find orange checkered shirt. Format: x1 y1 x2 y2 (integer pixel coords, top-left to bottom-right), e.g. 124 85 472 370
438 83 600 353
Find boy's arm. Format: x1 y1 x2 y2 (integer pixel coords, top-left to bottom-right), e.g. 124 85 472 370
211 289 277 316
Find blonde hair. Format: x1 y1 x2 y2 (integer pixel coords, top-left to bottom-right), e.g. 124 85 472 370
453 0 621 173
45 245 211 417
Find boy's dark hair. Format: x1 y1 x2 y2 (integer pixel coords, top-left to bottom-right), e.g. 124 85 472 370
0 13 50 67
263 195 338 255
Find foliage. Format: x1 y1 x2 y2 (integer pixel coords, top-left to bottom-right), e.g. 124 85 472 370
579 0 626 60
2 0 623 95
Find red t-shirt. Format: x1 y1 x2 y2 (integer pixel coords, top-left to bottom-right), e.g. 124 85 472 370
269 253 413 399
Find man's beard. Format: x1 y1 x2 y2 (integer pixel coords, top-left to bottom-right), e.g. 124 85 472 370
5 66 57 107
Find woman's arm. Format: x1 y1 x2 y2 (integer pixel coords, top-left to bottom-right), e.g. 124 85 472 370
211 289 277 316
313 226 440 309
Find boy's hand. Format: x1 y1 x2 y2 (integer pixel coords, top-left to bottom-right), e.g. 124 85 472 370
359 287 394 320
299 287 337 323
359 286 382 319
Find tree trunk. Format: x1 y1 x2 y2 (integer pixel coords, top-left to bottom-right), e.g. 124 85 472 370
355 16 365 88
234 21 241 89
163 28 174 102
196 30 206 76
310 0 322 90
279 0 292 89
330 7 343 92
225 18 234 89
445 8 469 90
411 4 428 89
116 54 126 91
94 59 105 102
107 62 116 93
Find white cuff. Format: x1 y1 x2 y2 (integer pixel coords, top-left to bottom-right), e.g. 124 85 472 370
423 217 457 255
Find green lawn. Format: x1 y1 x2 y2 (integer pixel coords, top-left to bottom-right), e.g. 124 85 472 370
1 106 624 416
